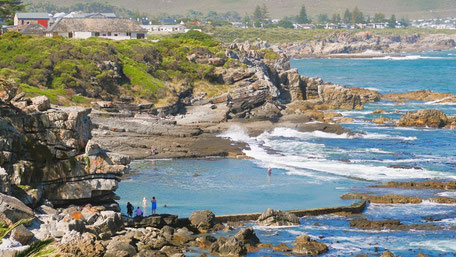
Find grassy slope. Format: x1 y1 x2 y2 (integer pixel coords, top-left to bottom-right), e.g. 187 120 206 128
24 0 456 19
208 27 456 44
0 31 225 105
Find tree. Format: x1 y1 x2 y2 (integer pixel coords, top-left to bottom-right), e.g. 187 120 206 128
278 18 294 28
400 17 409 27
0 0 25 24
331 13 341 24
343 9 351 24
296 5 310 24
317 14 329 24
351 7 364 24
252 5 263 27
261 4 269 20
243 13 252 27
388 14 396 28
373 13 386 23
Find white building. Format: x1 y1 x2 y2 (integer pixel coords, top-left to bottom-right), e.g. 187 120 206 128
293 23 315 29
46 18 147 40
141 24 186 33
370 22 389 29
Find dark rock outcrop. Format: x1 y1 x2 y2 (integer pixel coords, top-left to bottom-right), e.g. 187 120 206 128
350 217 438 231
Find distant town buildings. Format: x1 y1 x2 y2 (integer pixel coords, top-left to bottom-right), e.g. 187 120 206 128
411 18 456 30
4 12 148 39
141 24 186 33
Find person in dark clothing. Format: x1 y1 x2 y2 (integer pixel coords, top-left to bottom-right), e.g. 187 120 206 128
127 202 133 217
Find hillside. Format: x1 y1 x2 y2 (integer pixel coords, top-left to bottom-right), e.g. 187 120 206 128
24 0 456 19
0 31 228 106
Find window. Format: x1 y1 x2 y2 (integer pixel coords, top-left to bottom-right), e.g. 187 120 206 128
107 32 111 36
68 32 73 38
102 34 106 36
126 32 131 36
94 32 100 36
114 34 118 36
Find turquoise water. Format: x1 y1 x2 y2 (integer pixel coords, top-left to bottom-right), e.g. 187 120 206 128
291 50 456 94
118 159 363 217
117 50 456 256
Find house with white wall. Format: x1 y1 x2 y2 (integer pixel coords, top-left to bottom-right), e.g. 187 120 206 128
46 18 147 40
141 24 186 33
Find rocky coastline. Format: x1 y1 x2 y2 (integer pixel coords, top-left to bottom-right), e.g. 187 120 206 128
271 32 456 58
1 38 456 256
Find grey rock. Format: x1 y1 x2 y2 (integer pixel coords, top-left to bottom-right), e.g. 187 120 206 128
11 224 34 245
257 208 300 226
0 193 34 223
30 95 50 112
189 210 216 232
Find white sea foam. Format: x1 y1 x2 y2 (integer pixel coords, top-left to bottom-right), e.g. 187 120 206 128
410 240 456 252
218 125 251 142
437 191 456 198
258 127 417 141
219 126 454 181
373 55 448 60
424 97 456 105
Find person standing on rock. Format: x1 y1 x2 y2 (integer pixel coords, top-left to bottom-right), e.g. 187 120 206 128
142 197 148 216
127 202 133 217
151 196 157 215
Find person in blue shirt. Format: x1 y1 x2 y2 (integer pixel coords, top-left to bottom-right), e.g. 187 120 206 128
151 196 157 215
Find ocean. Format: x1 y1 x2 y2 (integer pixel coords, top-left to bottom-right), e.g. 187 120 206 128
117 50 456 256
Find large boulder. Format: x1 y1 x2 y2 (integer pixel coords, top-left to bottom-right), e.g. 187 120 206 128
318 84 363 110
318 84 380 110
104 236 137 257
257 208 300 226
0 193 34 223
57 232 105 257
30 95 50 112
292 234 328 256
88 211 123 239
209 227 260 257
0 78 18 103
189 210 216 233
397 109 448 128
233 227 260 247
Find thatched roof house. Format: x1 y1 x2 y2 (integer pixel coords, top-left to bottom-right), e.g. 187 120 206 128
46 18 147 40
21 24 47 36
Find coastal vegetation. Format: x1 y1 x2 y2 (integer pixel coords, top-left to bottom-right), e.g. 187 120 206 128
0 30 226 105
207 26 456 44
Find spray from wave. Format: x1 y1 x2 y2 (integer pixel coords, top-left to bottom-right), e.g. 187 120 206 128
219 126 454 181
